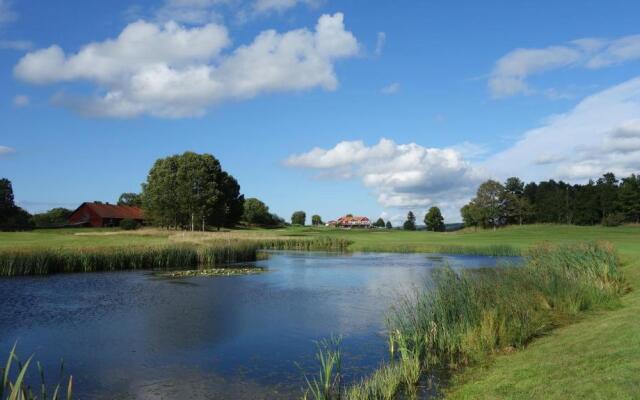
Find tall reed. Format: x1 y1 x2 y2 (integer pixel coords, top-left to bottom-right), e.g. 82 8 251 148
302 336 343 400
260 237 352 252
1 343 73 400
0 242 260 276
395 242 623 373
342 242 625 399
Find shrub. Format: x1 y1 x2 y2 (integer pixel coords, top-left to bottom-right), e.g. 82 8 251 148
120 218 139 230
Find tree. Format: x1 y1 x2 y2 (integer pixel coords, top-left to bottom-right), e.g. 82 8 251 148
403 211 416 231
619 174 640 223
473 180 506 229
0 178 34 231
424 207 445 232
117 192 143 207
142 152 244 230
32 207 72 227
291 211 306 225
311 214 323 226
385 221 392 229
503 177 532 225
242 198 273 225
373 217 385 228
461 203 476 228
596 172 619 223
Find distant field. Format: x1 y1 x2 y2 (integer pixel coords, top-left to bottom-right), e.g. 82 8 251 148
2 224 640 253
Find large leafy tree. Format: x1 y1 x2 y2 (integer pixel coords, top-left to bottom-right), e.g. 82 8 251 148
291 211 306 225
142 152 244 230
403 211 417 231
243 198 272 225
472 180 506 229
424 207 445 232
311 214 323 226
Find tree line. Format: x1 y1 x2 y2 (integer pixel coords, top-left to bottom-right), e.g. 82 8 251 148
461 173 640 229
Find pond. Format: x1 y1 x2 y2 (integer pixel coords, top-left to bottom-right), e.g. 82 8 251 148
0 251 518 399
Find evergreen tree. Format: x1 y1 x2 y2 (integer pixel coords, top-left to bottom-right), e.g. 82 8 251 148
374 217 385 228
619 174 640 223
385 221 392 229
403 211 416 230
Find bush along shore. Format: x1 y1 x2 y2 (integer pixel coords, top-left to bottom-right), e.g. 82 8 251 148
303 242 626 400
0 236 353 276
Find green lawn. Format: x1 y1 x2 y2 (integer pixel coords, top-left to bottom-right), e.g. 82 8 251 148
1 224 639 398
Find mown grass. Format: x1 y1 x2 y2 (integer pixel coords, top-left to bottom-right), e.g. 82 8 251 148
338 242 626 399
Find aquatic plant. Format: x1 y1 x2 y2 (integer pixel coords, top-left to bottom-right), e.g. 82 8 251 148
0 242 260 276
302 336 343 400
341 242 625 399
1 344 73 400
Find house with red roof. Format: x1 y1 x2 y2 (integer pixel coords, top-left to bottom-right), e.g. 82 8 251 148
327 215 371 228
68 202 146 227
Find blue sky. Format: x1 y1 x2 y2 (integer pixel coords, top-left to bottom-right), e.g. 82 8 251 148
1 0 640 224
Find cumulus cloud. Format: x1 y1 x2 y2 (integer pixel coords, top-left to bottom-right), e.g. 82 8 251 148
490 34 640 97
380 82 399 95
285 138 486 216
12 94 28 107
0 145 15 155
14 13 359 118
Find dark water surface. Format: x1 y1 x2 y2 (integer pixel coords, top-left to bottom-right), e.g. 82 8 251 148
0 251 517 399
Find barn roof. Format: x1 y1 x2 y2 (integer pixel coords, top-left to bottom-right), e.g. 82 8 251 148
73 202 145 220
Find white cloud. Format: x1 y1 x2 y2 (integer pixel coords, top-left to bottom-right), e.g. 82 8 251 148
12 94 28 107
14 13 359 118
490 34 640 97
286 76 640 220
0 145 15 155
380 82 399 95
155 0 229 24
375 31 385 56
0 0 16 26
0 39 31 50
253 0 320 14
285 138 486 217
484 77 640 180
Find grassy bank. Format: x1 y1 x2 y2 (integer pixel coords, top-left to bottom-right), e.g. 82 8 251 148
305 242 627 400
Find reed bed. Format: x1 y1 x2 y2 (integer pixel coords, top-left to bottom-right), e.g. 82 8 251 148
259 237 353 252
358 243 521 257
0 242 260 276
327 242 626 399
0 236 351 276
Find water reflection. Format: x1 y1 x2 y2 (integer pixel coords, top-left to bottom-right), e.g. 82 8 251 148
0 251 516 399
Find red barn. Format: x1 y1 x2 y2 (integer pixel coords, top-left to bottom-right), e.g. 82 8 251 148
68 202 145 228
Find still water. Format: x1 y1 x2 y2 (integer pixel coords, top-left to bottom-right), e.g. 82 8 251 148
0 251 516 399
